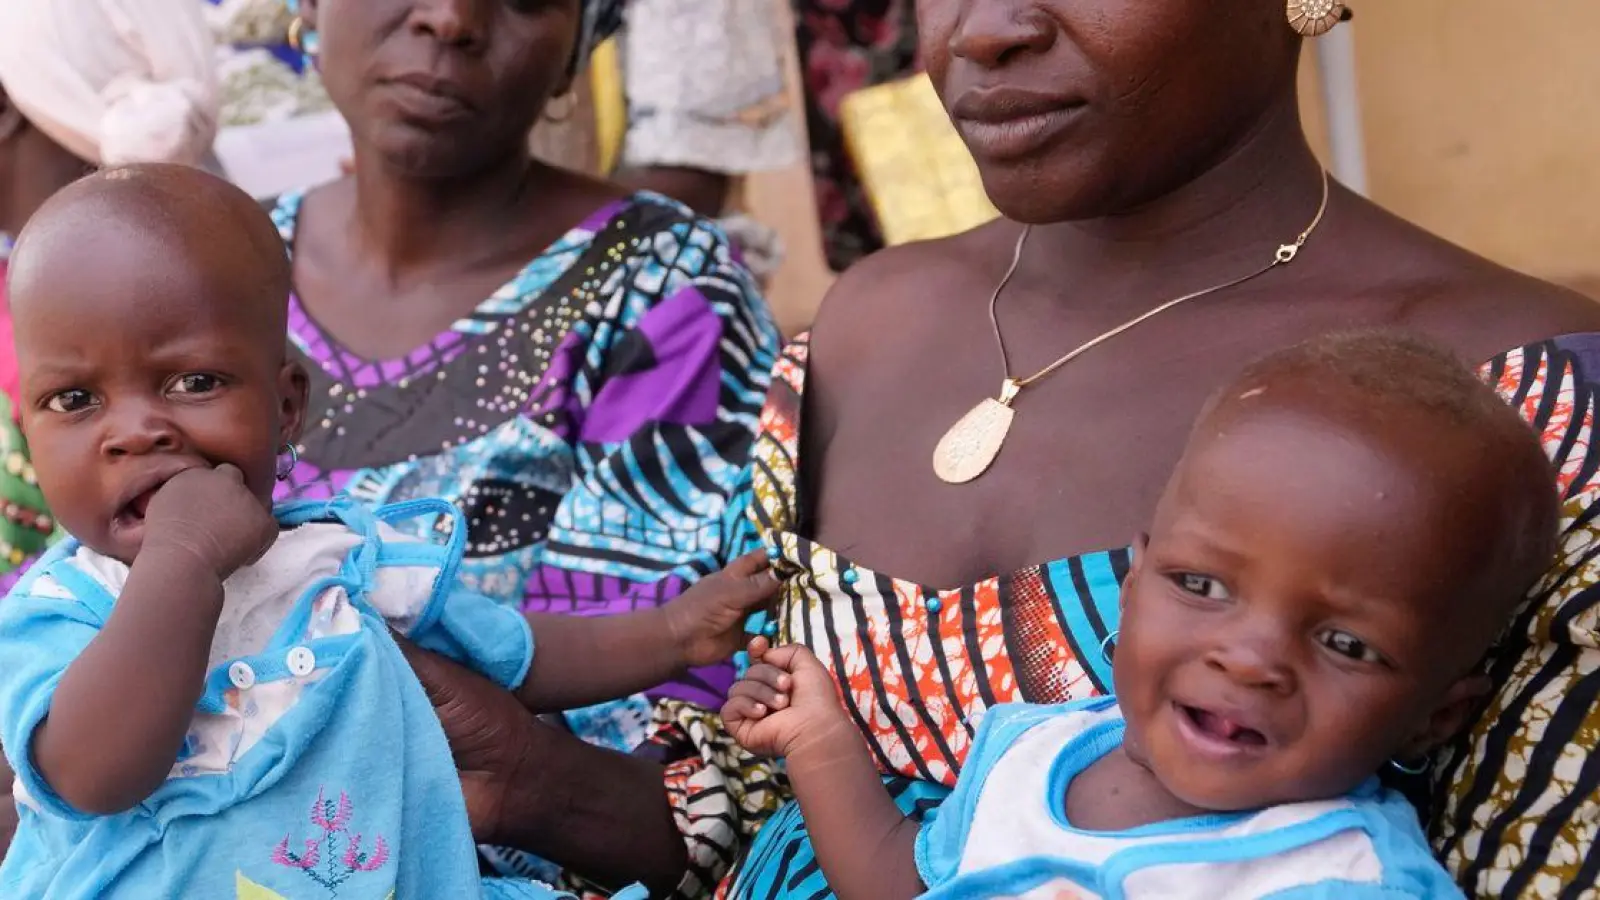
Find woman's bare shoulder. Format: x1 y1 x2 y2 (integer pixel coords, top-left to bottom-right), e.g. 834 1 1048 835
808 222 1014 352
1336 199 1600 359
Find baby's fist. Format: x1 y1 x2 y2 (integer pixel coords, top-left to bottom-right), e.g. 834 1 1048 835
723 639 848 761
667 551 780 668
142 465 277 579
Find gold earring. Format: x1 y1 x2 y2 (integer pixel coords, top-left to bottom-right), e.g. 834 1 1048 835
287 16 307 53
1287 0 1351 37
544 93 576 124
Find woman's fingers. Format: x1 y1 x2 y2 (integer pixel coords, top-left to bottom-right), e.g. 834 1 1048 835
392 628 527 762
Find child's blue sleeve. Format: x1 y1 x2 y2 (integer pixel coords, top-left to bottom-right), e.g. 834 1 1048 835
0 567 111 821
407 587 534 691
364 500 534 689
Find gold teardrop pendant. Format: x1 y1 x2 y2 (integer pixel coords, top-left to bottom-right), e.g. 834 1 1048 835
933 380 1020 484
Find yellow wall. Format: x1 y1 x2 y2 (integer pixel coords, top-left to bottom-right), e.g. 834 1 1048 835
1338 1 1600 290
750 1 1600 333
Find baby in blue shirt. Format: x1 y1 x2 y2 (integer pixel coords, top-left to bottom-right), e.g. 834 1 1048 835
727 331 1559 899
0 164 775 898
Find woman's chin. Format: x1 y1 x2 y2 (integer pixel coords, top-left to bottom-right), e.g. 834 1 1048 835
363 125 511 181
976 170 1118 226
975 149 1173 226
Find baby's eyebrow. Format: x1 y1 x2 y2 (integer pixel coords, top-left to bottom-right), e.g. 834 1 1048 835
18 359 91 382
1311 587 1424 643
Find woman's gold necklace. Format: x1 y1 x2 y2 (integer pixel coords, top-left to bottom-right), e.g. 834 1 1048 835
932 170 1333 484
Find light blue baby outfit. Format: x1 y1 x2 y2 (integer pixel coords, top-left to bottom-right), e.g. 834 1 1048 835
0 497 644 900
914 697 1465 900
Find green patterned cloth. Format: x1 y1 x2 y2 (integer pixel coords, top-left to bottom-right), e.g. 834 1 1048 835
0 392 57 585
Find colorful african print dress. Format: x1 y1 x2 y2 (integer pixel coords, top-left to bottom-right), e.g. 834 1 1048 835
707 333 1600 900
268 190 779 895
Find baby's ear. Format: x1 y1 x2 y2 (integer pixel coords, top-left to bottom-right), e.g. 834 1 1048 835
1396 674 1493 762
1118 534 1150 612
277 360 310 445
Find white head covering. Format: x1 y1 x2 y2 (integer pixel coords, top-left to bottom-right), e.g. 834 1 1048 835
0 0 219 167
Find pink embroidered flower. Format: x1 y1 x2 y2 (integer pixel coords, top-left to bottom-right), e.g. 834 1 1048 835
272 836 321 870
309 787 353 833
272 789 391 894
342 834 390 873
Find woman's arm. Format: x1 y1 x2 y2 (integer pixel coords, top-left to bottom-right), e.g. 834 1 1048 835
397 635 688 895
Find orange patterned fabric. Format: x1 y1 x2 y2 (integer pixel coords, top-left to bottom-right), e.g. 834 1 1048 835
750 338 1123 787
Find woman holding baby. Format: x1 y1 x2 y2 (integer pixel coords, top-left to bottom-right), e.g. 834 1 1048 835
407 2 1600 899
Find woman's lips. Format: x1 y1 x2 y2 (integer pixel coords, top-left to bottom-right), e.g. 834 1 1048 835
383 74 475 124
951 87 1085 161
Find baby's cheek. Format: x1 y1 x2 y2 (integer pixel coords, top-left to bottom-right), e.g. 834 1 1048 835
1294 699 1400 790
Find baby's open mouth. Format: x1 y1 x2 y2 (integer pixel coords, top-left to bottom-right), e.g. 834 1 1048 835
116 486 160 526
1181 704 1268 747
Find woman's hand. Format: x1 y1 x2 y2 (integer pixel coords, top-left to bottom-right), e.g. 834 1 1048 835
394 632 532 842
393 633 689 895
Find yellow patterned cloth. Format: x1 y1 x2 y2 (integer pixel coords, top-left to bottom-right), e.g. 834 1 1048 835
1434 335 1600 897
839 74 999 246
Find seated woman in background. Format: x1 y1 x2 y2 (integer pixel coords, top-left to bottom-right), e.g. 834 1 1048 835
0 0 218 853
405 1 1600 898
270 0 778 894
528 0 800 285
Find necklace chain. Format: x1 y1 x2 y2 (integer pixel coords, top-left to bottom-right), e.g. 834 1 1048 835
986 170 1332 393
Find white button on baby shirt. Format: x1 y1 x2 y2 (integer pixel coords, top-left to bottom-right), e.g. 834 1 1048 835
286 646 317 677
228 661 256 690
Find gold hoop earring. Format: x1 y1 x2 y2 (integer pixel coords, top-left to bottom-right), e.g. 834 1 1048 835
544 93 576 124
1287 0 1352 37
287 16 306 53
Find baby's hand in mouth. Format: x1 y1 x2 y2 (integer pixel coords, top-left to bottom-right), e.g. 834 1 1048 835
139 465 278 579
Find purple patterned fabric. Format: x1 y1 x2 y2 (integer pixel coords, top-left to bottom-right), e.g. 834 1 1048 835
268 189 780 715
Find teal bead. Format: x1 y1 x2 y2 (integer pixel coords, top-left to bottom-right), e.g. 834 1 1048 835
762 621 778 637
841 568 859 585
926 597 942 614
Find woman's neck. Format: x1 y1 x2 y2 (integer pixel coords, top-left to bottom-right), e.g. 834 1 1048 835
1023 97 1332 305
344 147 555 280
